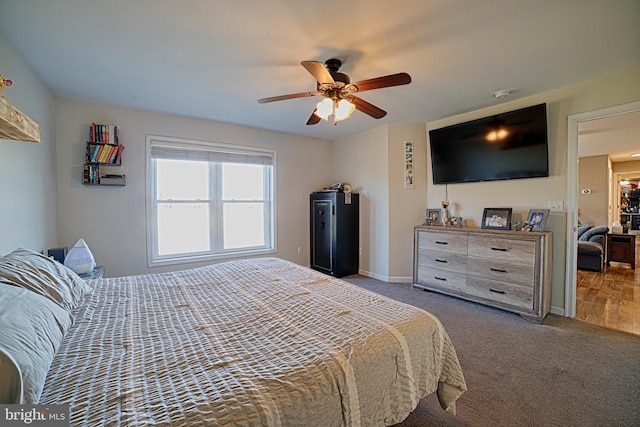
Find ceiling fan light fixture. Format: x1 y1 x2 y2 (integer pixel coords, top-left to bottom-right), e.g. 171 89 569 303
334 99 356 122
315 98 333 120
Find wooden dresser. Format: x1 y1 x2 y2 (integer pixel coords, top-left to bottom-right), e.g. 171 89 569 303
413 226 552 322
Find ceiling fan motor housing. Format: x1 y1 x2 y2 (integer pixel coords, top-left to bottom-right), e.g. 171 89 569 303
325 59 350 84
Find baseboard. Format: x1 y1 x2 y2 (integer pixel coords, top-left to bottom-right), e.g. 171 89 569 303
550 305 565 316
357 269 413 283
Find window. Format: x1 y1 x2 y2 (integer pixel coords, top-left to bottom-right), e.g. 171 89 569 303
146 135 275 266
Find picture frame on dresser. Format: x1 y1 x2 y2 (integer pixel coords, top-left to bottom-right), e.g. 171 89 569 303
481 208 512 230
524 209 550 232
424 208 441 225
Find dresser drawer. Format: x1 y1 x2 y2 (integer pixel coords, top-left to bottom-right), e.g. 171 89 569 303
466 277 534 311
467 257 535 287
468 235 536 264
413 226 551 322
415 265 467 294
417 230 468 254
418 249 467 274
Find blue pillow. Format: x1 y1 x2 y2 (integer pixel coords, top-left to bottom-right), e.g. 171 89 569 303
579 225 609 241
577 225 592 239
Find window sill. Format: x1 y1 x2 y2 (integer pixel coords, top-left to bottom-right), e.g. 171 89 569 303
148 248 276 268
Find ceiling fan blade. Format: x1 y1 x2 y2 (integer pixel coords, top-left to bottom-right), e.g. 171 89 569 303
349 96 387 119
257 91 320 104
306 110 321 125
351 72 411 92
301 61 335 85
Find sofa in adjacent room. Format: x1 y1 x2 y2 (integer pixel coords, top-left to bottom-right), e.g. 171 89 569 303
577 225 609 272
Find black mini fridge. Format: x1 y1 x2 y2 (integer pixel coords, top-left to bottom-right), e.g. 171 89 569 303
310 191 359 277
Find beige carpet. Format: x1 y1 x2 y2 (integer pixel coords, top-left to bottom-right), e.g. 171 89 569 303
342 276 640 427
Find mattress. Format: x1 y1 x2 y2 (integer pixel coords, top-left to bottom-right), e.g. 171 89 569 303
39 257 466 426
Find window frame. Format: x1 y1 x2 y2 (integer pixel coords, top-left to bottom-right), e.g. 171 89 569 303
146 134 276 267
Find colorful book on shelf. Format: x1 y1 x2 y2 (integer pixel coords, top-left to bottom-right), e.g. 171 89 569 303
90 123 118 144
97 145 106 163
115 144 125 164
93 145 104 162
108 147 116 163
109 125 118 145
101 145 111 163
101 145 115 163
108 144 117 162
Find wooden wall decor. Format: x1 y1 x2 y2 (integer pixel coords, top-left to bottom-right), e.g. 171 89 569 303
0 76 41 142
0 95 41 142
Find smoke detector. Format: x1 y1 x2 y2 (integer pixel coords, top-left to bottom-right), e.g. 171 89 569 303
493 90 511 100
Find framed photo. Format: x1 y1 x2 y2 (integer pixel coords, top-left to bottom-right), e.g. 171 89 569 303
404 140 414 189
481 208 512 230
524 209 550 232
424 208 441 225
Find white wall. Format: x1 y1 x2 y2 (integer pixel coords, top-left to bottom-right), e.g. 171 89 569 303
387 124 428 281
331 126 389 279
54 98 332 276
331 123 427 282
0 33 57 255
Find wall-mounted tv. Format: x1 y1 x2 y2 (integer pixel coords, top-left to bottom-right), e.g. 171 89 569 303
429 103 549 184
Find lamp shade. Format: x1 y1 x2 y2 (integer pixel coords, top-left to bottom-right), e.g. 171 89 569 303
315 98 333 120
64 238 96 275
334 99 355 121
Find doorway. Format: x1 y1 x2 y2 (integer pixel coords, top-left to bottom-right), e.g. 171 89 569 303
567 101 640 333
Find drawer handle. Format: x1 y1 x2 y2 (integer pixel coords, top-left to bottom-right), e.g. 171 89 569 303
435 241 449 245
490 267 507 273
489 288 506 294
434 276 447 281
435 258 448 263
491 247 508 252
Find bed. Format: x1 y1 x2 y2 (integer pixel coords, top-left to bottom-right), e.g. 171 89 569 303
0 248 466 426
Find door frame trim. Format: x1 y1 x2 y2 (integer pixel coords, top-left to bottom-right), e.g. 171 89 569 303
565 100 640 317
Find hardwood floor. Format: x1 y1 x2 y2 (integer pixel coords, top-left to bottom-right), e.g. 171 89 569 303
575 240 640 336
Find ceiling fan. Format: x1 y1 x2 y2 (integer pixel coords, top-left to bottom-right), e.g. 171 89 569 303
257 59 411 125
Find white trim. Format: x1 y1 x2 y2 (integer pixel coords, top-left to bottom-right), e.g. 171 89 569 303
550 305 565 316
357 268 413 283
565 101 640 318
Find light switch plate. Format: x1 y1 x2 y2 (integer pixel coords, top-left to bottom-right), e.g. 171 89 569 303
549 201 564 212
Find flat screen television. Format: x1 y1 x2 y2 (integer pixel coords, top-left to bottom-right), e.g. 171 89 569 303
429 103 549 184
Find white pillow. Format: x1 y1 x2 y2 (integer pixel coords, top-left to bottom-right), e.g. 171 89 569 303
0 248 92 312
0 282 73 403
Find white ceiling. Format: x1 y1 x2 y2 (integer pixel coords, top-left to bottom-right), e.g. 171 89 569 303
0 0 638 144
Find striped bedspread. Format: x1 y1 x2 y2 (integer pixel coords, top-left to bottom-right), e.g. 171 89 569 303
40 257 466 426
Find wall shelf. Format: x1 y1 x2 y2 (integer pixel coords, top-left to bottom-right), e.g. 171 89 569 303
82 123 125 186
